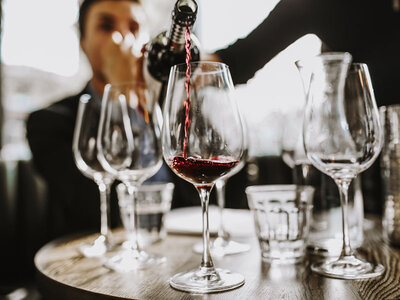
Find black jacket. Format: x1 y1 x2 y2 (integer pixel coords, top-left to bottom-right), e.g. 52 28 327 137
26 85 114 239
217 0 400 107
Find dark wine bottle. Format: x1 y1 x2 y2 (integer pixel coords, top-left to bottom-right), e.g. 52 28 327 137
145 0 200 83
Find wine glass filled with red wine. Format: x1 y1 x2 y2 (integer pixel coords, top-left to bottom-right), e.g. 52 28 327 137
162 61 245 293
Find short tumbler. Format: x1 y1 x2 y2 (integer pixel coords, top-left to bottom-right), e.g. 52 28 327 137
117 182 174 246
246 185 314 263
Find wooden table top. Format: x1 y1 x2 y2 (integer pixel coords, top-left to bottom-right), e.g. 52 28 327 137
35 217 400 300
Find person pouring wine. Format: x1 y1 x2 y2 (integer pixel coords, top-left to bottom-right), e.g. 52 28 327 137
26 0 171 241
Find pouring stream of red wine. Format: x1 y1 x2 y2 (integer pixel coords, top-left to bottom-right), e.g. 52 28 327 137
176 25 239 183
183 25 191 158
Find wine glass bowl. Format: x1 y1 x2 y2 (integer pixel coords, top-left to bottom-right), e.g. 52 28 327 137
302 53 384 279
97 81 164 271
72 94 114 257
98 82 162 179
162 61 245 293
305 61 382 180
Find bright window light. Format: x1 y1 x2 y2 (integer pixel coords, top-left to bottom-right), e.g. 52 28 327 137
199 0 321 156
1 0 80 76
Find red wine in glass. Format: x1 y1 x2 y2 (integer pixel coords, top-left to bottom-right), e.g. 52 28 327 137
169 156 239 184
162 61 245 293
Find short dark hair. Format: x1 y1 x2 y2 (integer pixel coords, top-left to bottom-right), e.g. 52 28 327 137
78 0 140 39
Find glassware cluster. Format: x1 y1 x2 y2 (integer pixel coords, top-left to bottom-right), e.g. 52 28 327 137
71 51 387 295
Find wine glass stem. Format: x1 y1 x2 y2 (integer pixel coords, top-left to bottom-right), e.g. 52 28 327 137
98 180 112 241
125 182 141 253
216 179 228 240
197 186 215 269
335 178 354 258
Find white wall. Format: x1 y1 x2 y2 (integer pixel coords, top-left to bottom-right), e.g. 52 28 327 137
199 0 321 156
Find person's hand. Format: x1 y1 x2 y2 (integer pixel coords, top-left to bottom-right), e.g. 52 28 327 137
101 32 145 84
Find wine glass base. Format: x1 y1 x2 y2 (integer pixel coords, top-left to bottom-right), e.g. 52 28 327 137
104 250 166 272
193 238 250 256
79 235 111 258
311 256 384 279
307 237 363 258
170 268 245 293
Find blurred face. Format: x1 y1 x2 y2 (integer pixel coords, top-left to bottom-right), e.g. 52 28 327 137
80 1 148 84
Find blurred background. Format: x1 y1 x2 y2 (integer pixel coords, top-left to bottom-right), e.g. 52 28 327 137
1 0 321 160
0 0 321 298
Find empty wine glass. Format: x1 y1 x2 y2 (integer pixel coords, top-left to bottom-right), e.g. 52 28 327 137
162 61 245 293
296 58 366 257
302 52 384 279
193 134 250 256
72 94 114 257
97 82 164 272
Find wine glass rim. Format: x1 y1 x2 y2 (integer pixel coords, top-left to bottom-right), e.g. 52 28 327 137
171 61 230 74
295 52 352 67
79 94 92 104
348 62 368 71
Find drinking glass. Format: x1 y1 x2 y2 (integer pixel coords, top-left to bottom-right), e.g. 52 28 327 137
72 94 114 257
117 181 174 247
97 82 164 272
303 52 384 279
246 185 314 263
295 59 365 257
193 145 250 256
162 61 245 293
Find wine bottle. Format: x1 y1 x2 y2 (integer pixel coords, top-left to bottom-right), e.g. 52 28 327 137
145 0 200 83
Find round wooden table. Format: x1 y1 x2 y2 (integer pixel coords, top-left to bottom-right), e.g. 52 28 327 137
35 219 400 299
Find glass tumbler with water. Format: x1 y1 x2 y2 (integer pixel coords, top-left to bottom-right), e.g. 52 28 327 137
117 182 174 247
246 185 314 263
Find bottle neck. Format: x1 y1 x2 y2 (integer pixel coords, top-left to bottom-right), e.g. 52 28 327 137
167 22 192 48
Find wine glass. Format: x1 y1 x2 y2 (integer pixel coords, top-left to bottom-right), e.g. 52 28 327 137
193 130 250 256
72 94 114 257
296 57 366 257
162 61 245 293
97 82 164 272
302 52 384 279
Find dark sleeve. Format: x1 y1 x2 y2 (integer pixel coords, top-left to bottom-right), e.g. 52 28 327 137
26 103 76 182
26 101 101 238
216 0 316 84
